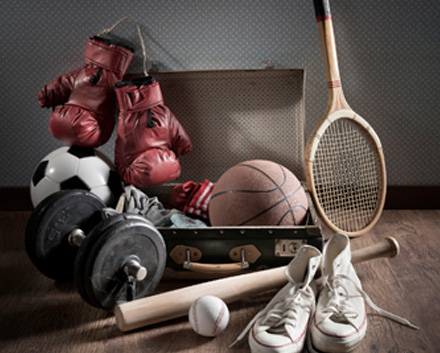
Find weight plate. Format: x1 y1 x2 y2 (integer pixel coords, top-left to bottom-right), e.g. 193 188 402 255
25 189 106 281
74 214 166 310
74 213 129 308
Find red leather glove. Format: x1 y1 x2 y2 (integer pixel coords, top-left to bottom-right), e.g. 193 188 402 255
114 76 192 188
39 36 134 147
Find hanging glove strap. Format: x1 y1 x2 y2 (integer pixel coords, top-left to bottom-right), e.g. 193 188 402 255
97 16 148 77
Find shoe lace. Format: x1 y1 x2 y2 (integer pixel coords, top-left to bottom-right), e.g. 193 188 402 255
261 286 315 335
229 278 315 348
317 274 419 331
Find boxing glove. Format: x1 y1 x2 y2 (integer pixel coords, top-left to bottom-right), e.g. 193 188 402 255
39 36 134 147
114 76 193 188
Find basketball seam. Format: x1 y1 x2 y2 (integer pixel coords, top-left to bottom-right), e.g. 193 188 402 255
210 163 287 200
240 163 296 224
211 162 305 225
238 163 299 225
239 184 303 225
277 203 309 225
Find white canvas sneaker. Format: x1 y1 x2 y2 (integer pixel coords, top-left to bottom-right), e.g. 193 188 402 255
309 233 418 353
230 245 322 353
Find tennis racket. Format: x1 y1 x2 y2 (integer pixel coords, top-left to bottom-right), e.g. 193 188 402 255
305 0 387 236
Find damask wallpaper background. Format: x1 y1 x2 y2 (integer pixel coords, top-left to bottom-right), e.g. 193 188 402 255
0 0 438 186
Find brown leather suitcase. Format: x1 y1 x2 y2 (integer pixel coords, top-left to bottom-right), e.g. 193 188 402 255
142 68 323 279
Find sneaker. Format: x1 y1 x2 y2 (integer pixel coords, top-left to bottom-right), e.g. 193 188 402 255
309 233 418 353
230 245 322 353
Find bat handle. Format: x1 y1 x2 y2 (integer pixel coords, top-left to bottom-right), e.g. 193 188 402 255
351 237 400 264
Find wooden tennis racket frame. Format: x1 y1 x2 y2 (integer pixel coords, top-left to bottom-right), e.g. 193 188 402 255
305 0 387 236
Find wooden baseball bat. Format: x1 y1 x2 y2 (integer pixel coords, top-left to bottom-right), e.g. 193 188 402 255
115 237 399 332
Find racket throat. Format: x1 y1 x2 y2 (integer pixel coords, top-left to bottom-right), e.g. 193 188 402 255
327 88 350 113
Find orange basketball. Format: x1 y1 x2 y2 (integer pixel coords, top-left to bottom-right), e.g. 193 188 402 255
209 160 308 226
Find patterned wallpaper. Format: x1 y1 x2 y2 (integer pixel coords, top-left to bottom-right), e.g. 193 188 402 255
0 0 439 187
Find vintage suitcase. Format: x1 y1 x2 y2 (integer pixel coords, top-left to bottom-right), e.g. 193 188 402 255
141 68 323 279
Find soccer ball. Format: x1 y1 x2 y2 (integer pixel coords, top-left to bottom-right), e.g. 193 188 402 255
30 146 123 208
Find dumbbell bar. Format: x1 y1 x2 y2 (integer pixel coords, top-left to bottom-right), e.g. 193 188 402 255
25 190 167 310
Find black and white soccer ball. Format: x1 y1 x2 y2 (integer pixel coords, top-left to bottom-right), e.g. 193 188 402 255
30 146 123 208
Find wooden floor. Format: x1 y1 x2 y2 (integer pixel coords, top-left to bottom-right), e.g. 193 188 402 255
1 210 439 353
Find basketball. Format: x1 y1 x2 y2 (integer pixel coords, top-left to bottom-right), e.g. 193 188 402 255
209 160 308 226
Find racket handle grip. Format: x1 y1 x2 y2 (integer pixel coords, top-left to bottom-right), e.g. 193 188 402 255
313 0 331 19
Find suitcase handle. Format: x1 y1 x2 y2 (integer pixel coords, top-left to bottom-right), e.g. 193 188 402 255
183 259 249 275
183 247 250 275
168 245 262 275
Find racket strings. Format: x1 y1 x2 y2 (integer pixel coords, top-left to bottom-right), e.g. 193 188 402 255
313 119 382 232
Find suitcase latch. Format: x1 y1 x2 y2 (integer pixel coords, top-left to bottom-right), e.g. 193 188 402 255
274 239 307 257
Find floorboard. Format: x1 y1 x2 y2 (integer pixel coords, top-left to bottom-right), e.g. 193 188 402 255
0 210 438 352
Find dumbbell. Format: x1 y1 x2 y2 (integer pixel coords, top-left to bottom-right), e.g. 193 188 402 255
25 189 167 310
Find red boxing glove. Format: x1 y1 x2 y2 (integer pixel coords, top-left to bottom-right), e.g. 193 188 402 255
114 76 192 188
39 37 134 147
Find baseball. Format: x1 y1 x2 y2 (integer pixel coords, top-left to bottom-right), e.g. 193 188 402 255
188 295 230 337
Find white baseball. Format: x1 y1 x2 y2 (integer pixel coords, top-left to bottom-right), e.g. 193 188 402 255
188 295 230 337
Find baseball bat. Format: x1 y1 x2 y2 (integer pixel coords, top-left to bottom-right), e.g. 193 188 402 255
115 236 399 332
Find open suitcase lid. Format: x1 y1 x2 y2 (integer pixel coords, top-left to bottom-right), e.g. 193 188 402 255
128 69 322 279
145 68 306 198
